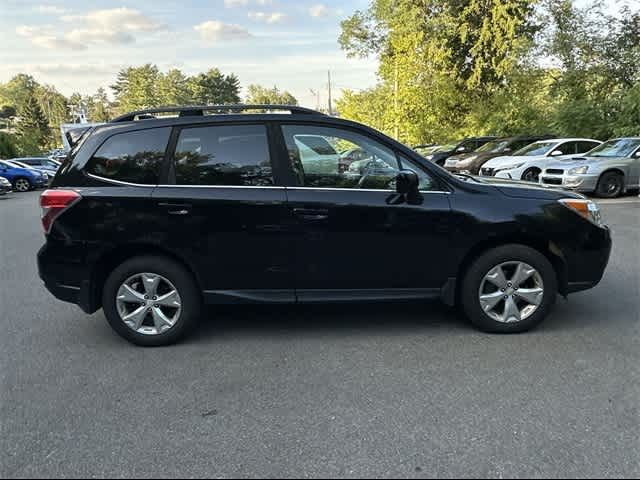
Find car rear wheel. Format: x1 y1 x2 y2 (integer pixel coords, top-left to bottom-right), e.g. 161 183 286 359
521 168 541 183
595 172 624 198
461 245 557 333
13 178 31 192
102 256 201 346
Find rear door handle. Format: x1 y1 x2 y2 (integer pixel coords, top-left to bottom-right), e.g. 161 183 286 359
293 208 329 221
158 202 192 216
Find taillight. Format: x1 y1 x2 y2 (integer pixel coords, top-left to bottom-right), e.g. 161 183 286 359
40 189 81 235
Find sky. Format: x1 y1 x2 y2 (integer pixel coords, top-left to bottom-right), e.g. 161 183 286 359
0 0 635 108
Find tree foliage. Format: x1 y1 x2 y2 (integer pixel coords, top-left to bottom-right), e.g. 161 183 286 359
338 0 640 144
245 85 298 105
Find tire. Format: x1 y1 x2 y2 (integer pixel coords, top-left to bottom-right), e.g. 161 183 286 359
460 245 557 333
521 168 541 183
102 256 201 346
595 171 624 198
13 177 32 192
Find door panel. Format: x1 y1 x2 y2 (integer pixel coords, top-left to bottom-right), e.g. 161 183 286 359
151 186 293 293
286 188 452 290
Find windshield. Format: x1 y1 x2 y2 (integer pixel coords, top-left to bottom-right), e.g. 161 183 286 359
476 140 510 153
5 161 29 168
588 138 640 158
514 141 558 157
436 143 458 152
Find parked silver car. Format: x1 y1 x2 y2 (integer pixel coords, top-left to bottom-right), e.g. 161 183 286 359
540 137 640 198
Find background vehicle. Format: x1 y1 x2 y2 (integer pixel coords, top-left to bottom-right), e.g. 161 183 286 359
479 138 602 182
15 157 61 174
339 147 370 173
445 135 555 175
6 159 58 185
413 144 440 157
39 105 611 346
541 137 640 197
0 176 11 195
0 160 47 192
425 137 497 166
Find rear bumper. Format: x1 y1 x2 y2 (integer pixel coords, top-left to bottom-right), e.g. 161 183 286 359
0 186 11 195
38 243 96 313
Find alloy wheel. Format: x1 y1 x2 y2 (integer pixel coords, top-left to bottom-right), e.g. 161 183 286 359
116 273 182 336
478 261 544 323
15 179 30 192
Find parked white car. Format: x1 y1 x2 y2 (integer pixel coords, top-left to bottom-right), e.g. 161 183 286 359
478 138 602 182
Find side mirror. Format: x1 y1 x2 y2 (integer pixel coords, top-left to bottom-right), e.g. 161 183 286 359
550 150 564 157
456 146 466 152
396 169 419 195
395 169 422 205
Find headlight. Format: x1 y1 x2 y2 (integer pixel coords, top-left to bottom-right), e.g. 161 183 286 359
457 156 477 167
559 198 603 226
569 166 589 175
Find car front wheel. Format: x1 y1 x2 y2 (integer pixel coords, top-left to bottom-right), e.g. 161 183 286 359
102 256 201 346
595 171 624 198
461 245 557 333
13 178 32 192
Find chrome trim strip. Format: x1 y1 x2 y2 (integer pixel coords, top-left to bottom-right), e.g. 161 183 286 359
88 174 449 194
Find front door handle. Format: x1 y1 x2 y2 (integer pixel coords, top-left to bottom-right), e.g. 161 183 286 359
158 202 192 216
293 208 329 222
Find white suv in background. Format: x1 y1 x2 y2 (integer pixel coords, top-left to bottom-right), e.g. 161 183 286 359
479 138 602 182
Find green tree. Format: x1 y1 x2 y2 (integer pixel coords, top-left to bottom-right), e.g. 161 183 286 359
157 69 192 106
188 69 241 105
16 96 49 152
89 88 112 122
0 132 18 159
111 64 161 113
245 85 298 105
339 0 541 144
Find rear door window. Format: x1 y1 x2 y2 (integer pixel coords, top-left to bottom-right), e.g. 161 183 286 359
577 141 600 154
172 124 273 186
87 128 171 185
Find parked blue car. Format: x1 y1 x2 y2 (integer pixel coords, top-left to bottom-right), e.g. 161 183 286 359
0 160 48 192
13 157 61 174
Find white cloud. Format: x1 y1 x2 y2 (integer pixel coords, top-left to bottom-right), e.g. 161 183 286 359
255 0 273 5
16 25 86 50
248 11 287 24
33 5 68 15
194 21 253 42
17 8 164 50
309 4 331 18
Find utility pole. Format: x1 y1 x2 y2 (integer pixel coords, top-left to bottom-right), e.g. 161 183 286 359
327 70 333 116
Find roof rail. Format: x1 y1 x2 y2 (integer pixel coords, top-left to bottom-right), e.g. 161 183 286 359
111 104 324 123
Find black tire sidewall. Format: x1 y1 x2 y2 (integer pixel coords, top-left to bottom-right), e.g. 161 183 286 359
521 168 540 182
596 172 623 198
102 256 201 346
461 245 558 333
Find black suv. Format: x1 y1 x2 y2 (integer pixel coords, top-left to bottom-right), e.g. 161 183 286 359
38 105 612 346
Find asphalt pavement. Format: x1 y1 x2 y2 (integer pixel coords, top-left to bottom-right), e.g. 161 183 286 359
1 191 638 478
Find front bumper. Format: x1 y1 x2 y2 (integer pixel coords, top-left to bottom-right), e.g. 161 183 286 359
564 224 612 293
0 185 12 195
540 173 599 192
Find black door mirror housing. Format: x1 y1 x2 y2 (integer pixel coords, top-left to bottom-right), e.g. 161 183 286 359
395 169 423 204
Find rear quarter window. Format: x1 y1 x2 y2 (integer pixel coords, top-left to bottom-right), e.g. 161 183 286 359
86 128 171 185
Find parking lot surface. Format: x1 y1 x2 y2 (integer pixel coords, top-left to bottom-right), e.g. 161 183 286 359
1 191 638 478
